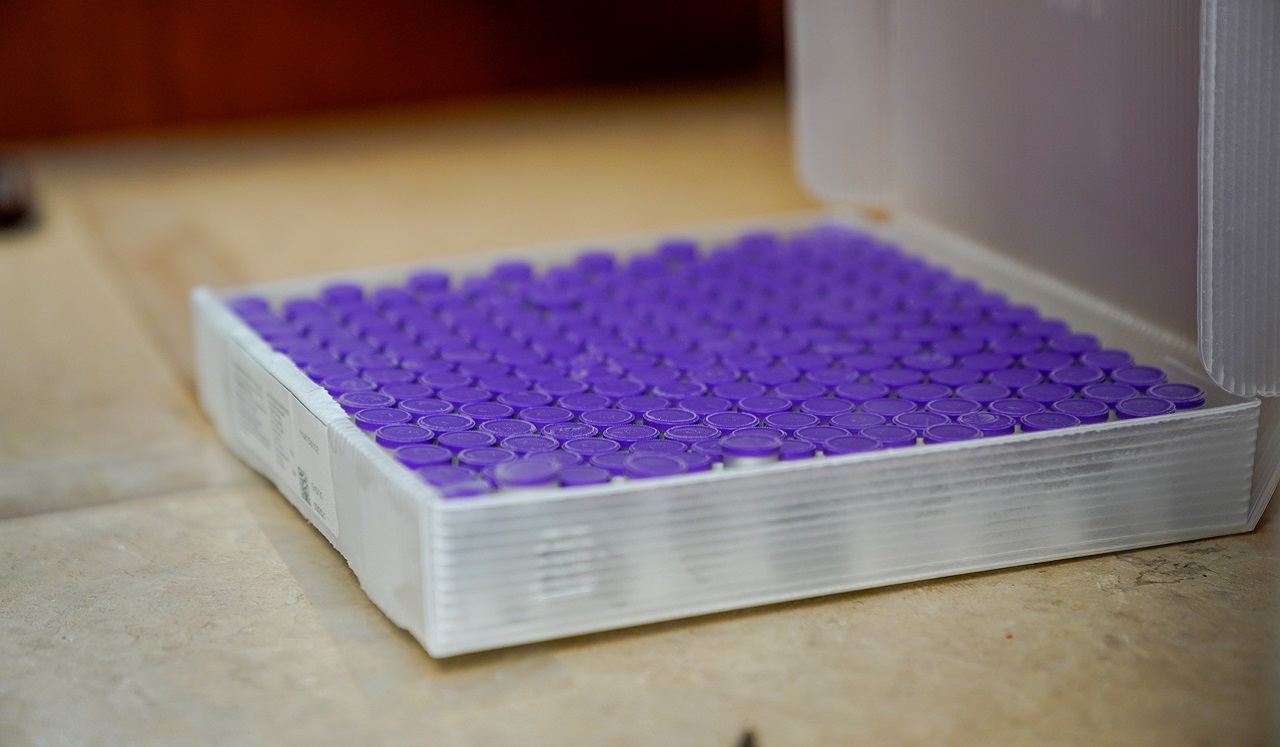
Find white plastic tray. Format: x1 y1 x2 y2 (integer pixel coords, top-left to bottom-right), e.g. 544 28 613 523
192 212 1260 656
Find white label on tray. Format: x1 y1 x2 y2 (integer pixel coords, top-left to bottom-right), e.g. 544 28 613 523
227 340 293 487
289 395 339 538
226 338 339 538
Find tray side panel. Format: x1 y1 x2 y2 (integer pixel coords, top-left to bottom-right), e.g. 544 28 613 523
430 404 1256 656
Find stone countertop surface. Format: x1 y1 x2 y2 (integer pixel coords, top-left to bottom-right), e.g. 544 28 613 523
1 84 1274 746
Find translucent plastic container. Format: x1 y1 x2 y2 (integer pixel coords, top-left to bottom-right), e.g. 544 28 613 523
192 0 1277 656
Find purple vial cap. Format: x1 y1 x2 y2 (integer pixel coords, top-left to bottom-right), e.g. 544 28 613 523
652 381 708 400
823 435 884 455
542 422 599 440
459 401 515 422
438 386 494 406
805 367 860 388
735 426 787 440
518 406 574 426
616 395 671 415
868 368 926 390
1048 365 1106 390
457 447 517 468
417 413 475 434
678 395 733 416
438 430 498 452
479 375 532 396
1051 399 1110 424
778 439 818 461
417 465 476 487
439 480 492 499
497 390 554 412
603 424 660 447
861 398 917 417
897 383 953 405
580 409 637 428
1081 349 1136 374
901 352 956 373
860 424 917 448
1148 383 1205 409
893 411 949 435
1020 351 1076 375
927 367 985 388
407 270 450 293
922 423 984 444
720 433 782 458
794 425 852 445
1020 412 1082 432
560 465 612 486
932 337 985 357
738 396 792 417
712 381 768 402
363 367 418 387
959 353 1016 374
1115 396 1176 419
564 437 622 456
337 391 396 413
535 377 589 398
676 452 715 472
380 383 435 403
630 439 688 456
322 376 379 396
493 459 560 487
1048 333 1102 356
925 398 982 419
989 335 1043 357
559 392 612 415
624 454 688 479
1017 382 1074 405
796 397 853 422
954 383 1011 406
524 450 585 468
419 371 473 390
1111 365 1168 392
306 361 360 382
501 434 559 455
956 412 1016 436
589 452 632 476
773 381 827 401
375 424 435 448
479 418 539 438
395 444 453 469
988 368 1043 390
665 424 720 444
840 354 894 374
763 411 821 435
703 411 760 435
1017 318 1071 340
691 439 723 461
354 407 412 431
688 365 741 386
642 408 698 430
592 378 647 399
747 365 802 387
1080 382 1139 406
833 382 891 404
320 282 364 305
988 398 1045 417
829 412 887 432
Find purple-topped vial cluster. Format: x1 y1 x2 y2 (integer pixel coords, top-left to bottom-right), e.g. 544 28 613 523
228 225 1205 497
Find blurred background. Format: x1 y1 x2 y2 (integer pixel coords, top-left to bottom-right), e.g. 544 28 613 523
0 0 784 141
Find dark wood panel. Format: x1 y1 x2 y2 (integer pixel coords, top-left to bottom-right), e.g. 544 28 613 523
0 0 780 140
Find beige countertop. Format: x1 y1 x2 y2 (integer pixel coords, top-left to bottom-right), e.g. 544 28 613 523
1 84 1274 746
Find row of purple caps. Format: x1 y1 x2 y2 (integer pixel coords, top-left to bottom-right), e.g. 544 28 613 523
228 226 1208 495
231 230 1143 387
376 383 1196 497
